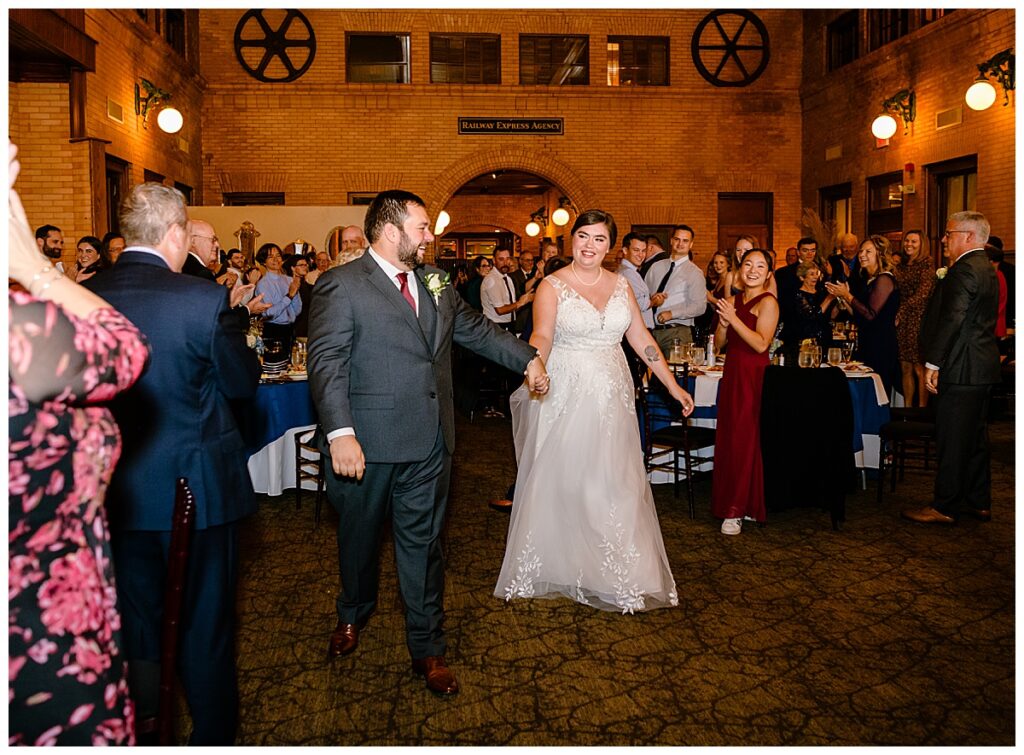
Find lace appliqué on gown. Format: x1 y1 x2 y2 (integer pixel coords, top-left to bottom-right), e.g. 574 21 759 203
495 274 679 613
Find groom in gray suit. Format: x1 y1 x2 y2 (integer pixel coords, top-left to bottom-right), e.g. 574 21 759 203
308 190 548 695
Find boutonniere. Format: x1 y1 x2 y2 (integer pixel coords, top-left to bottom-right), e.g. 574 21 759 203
423 272 451 303
935 267 948 280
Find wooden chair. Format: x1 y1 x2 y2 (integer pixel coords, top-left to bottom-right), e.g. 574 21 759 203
136 477 196 745
877 417 937 502
636 364 716 519
293 427 326 526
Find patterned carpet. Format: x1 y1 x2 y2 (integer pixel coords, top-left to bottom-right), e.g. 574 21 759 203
226 412 1015 746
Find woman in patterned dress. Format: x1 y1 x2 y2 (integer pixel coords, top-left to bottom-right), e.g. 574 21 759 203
8 143 149 745
894 230 935 407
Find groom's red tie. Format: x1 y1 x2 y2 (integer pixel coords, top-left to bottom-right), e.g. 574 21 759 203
396 272 417 314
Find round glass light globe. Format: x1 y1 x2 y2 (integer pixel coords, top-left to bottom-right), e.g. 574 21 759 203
525 221 541 237
434 210 451 236
551 207 570 226
870 114 898 140
157 107 184 134
965 80 997 111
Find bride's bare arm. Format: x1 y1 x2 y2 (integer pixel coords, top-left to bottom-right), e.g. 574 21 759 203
526 277 557 363
623 284 694 416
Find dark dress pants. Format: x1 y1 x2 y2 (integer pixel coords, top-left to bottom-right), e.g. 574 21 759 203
326 424 451 659
112 523 240 745
934 382 993 515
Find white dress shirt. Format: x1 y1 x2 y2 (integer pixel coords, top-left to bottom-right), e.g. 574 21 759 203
643 255 706 326
481 268 515 324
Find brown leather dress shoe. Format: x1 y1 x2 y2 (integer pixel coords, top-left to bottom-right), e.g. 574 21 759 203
411 655 459 696
967 508 992 522
328 621 360 659
901 505 956 524
488 499 513 512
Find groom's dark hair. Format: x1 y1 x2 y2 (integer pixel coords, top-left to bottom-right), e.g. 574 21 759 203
365 189 427 244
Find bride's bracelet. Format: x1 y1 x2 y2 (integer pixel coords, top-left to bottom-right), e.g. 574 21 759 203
28 264 64 297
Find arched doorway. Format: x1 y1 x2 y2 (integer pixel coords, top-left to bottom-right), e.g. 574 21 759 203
433 170 578 268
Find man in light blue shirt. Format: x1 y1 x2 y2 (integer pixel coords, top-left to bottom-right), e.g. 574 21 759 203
618 232 654 329
644 224 706 352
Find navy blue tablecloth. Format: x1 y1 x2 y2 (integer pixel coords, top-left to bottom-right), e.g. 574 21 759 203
238 380 317 456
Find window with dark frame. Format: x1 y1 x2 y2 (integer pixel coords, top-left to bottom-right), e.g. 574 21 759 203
867 9 910 51
819 183 853 243
519 35 589 86
826 11 859 72
918 8 953 27
222 192 285 206
607 36 669 86
173 181 193 206
866 171 904 237
347 33 411 83
163 9 186 57
430 34 500 84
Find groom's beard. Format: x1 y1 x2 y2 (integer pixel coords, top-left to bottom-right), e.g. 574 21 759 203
397 229 423 269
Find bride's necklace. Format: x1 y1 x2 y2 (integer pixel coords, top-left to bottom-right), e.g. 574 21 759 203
570 262 602 287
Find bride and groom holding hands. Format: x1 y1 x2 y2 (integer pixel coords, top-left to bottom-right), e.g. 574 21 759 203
307 190 693 696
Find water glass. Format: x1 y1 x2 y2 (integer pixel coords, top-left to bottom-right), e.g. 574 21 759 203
810 346 822 368
828 347 842 365
798 350 813 369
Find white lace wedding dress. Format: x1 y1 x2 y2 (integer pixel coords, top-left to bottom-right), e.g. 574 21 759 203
494 275 679 614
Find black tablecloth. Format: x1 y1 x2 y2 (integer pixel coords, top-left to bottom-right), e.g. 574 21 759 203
760 366 855 528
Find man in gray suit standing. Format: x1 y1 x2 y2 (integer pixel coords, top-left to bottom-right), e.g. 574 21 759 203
902 210 1001 525
308 190 548 695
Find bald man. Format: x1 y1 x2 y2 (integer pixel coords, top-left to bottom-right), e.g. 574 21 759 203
333 225 367 264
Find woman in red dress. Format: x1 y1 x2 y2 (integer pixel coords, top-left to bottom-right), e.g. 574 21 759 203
710 249 780 535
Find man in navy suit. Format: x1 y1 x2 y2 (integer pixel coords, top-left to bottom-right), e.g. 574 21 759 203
84 183 260 743
308 190 548 695
903 211 1001 525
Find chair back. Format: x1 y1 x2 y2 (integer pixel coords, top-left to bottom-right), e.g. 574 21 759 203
157 477 196 745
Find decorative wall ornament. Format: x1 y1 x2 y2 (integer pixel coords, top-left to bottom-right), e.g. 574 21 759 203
691 10 770 88
234 9 316 83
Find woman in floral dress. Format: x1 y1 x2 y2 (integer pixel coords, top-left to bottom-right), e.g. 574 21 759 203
8 143 149 745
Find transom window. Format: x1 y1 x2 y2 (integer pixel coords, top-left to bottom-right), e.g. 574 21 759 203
607 36 669 86
430 34 500 84
519 35 589 85
347 33 410 84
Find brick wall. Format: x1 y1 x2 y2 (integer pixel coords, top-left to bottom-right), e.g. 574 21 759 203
801 9 1016 258
8 82 90 271
197 9 806 271
8 8 205 267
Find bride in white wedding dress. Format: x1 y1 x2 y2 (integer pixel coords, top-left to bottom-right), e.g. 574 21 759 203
494 210 695 614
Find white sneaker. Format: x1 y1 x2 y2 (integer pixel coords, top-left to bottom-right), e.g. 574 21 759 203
721 518 742 535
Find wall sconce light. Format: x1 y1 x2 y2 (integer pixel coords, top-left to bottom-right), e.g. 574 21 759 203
965 48 1015 110
551 196 575 227
135 78 184 134
525 208 548 237
870 89 915 140
434 210 451 236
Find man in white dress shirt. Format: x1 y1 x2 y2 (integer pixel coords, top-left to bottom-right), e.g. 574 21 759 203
481 248 531 332
643 224 707 352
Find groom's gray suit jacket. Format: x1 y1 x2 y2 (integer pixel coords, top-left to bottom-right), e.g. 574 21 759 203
307 251 536 462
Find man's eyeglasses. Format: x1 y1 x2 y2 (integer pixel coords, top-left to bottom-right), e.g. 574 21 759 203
194 234 218 243
942 229 971 237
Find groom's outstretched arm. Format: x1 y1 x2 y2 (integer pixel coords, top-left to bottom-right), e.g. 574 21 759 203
448 286 537 374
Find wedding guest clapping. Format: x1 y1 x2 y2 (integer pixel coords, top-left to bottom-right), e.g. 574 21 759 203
254 242 303 354
712 249 779 535
826 235 901 395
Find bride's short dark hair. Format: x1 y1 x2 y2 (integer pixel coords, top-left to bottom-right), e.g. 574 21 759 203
571 210 617 248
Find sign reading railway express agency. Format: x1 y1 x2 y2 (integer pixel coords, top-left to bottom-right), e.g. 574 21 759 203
458 118 563 135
